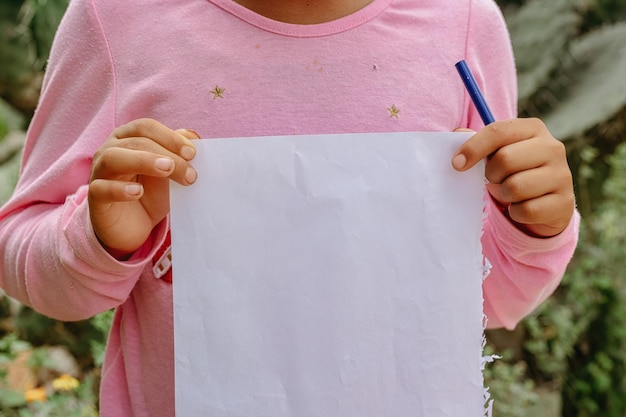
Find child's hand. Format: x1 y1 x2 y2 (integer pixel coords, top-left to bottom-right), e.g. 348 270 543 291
452 118 575 238
88 119 199 257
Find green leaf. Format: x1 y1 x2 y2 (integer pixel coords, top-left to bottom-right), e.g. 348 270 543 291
542 22 626 140
0 1 37 84
0 97 26 134
506 0 581 104
0 388 27 408
27 0 69 64
0 144 22 205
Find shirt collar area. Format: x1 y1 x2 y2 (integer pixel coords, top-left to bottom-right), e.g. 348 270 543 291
206 0 393 37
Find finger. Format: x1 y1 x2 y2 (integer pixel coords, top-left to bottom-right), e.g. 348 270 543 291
92 147 197 185
508 193 575 236
176 128 201 140
112 118 196 161
485 139 545 184
497 166 563 204
452 118 546 171
89 178 144 205
92 147 174 180
486 137 567 184
485 183 506 206
450 129 475 170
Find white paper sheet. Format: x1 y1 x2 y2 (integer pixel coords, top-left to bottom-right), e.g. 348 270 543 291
170 132 486 417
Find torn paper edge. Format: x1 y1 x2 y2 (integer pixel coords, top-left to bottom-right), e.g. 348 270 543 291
481 195 498 417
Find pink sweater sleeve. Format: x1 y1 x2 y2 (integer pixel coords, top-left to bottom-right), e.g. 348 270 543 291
464 0 580 329
482 198 580 329
0 0 166 321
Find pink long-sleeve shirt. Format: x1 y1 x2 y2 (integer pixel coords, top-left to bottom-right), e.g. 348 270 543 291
0 0 579 415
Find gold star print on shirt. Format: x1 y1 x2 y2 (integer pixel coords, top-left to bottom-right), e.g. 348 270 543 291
387 104 400 118
210 85 225 100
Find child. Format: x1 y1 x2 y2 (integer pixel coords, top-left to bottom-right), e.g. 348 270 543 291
0 0 579 415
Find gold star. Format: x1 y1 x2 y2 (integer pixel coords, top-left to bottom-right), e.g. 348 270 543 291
387 104 400 118
210 85 225 100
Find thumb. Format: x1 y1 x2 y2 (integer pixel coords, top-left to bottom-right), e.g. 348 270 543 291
451 128 475 171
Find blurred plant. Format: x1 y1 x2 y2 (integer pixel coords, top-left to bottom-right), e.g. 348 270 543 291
0 0 69 117
513 143 626 416
483 347 540 417
0 332 102 416
21 374 98 417
508 0 626 217
488 0 626 416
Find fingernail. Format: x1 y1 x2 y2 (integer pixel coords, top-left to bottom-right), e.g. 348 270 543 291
452 154 467 170
156 157 173 171
185 167 197 184
183 128 201 139
125 184 142 196
181 145 195 160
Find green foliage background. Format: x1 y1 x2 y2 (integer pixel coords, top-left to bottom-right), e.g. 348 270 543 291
1 0 626 415
490 0 626 415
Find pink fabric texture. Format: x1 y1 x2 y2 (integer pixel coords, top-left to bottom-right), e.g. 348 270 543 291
0 0 579 415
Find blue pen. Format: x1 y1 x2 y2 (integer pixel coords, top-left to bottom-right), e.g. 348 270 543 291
455 60 495 125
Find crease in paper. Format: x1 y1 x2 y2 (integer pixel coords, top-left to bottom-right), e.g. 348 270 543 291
170 132 491 417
